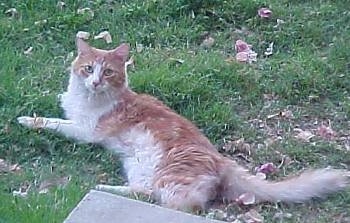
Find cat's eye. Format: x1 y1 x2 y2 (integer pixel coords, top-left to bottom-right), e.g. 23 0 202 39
84 65 94 73
104 69 114 77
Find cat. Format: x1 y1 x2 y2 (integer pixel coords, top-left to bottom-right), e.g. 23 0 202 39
18 38 349 211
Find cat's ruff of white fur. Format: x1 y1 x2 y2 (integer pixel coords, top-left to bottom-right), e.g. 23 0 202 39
19 69 163 195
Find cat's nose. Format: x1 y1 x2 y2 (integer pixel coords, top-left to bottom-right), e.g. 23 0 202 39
92 81 100 88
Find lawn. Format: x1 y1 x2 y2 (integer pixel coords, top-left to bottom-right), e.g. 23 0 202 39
0 0 349 222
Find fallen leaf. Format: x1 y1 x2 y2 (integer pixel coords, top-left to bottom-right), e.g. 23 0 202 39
38 176 70 194
294 128 315 142
136 43 144 53
234 40 257 63
56 1 66 10
235 40 252 53
34 19 47 25
206 209 227 221
256 172 267 180
256 162 277 174
273 19 285 28
76 31 90 40
77 7 94 18
236 192 256 205
222 138 251 155
317 124 337 140
267 109 293 119
241 209 264 223
5 8 18 17
0 159 21 173
258 7 272 18
13 182 31 198
24 47 33 55
94 31 112 43
201 36 215 48
264 42 274 56
273 212 293 220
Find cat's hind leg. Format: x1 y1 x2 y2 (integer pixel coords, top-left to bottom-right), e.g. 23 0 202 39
154 175 219 211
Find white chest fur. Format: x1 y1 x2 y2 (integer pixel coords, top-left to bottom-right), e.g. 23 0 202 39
60 74 116 141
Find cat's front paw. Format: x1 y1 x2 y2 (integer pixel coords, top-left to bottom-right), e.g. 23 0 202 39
17 116 46 129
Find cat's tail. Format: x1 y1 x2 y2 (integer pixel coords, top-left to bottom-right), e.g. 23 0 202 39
221 160 350 203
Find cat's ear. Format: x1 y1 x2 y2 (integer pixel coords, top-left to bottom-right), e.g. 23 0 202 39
111 43 129 62
76 38 92 55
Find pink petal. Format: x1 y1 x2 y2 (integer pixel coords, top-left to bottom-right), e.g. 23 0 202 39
258 7 272 18
235 40 252 53
236 51 249 62
256 162 277 174
236 192 256 205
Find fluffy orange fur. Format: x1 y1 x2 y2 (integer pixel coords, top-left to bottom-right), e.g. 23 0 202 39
18 39 350 211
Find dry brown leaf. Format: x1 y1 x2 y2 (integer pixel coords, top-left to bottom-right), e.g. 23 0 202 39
94 31 112 43
241 209 264 223
0 159 20 173
317 124 337 140
294 128 315 142
38 176 70 194
255 162 277 174
201 36 215 48
236 192 256 205
76 31 90 40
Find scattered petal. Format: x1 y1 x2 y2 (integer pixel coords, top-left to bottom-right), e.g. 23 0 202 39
77 7 94 18
256 172 267 180
235 40 252 53
169 58 185 64
94 31 112 43
76 31 90 40
5 8 18 17
0 159 20 173
273 212 293 220
206 209 227 221
273 19 285 28
13 182 31 198
317 124 337 140
34 19 47 26
234 40 257 63
125 56 135 77
264 42 274 56
201 36 215 48
136 43 144 53
24 47 33 55
256 162 277 174
294 128 315 142
258 7 272 18
236 192 256 205
56 1 66 10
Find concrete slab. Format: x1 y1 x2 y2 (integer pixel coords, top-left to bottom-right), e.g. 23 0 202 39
64 190 224 223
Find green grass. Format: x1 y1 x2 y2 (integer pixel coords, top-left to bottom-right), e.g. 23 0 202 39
0 0 349 222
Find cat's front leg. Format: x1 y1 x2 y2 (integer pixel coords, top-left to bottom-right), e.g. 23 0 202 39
17 116 90 142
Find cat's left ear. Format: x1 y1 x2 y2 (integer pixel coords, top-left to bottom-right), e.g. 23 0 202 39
111 43 129 62
76 38 92 55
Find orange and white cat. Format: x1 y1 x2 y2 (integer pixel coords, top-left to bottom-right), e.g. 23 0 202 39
18 39 349 211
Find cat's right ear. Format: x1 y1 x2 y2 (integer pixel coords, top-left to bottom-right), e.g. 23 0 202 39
76 38 92 55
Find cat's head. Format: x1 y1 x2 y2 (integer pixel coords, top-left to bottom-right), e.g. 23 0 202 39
72 38 129 94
